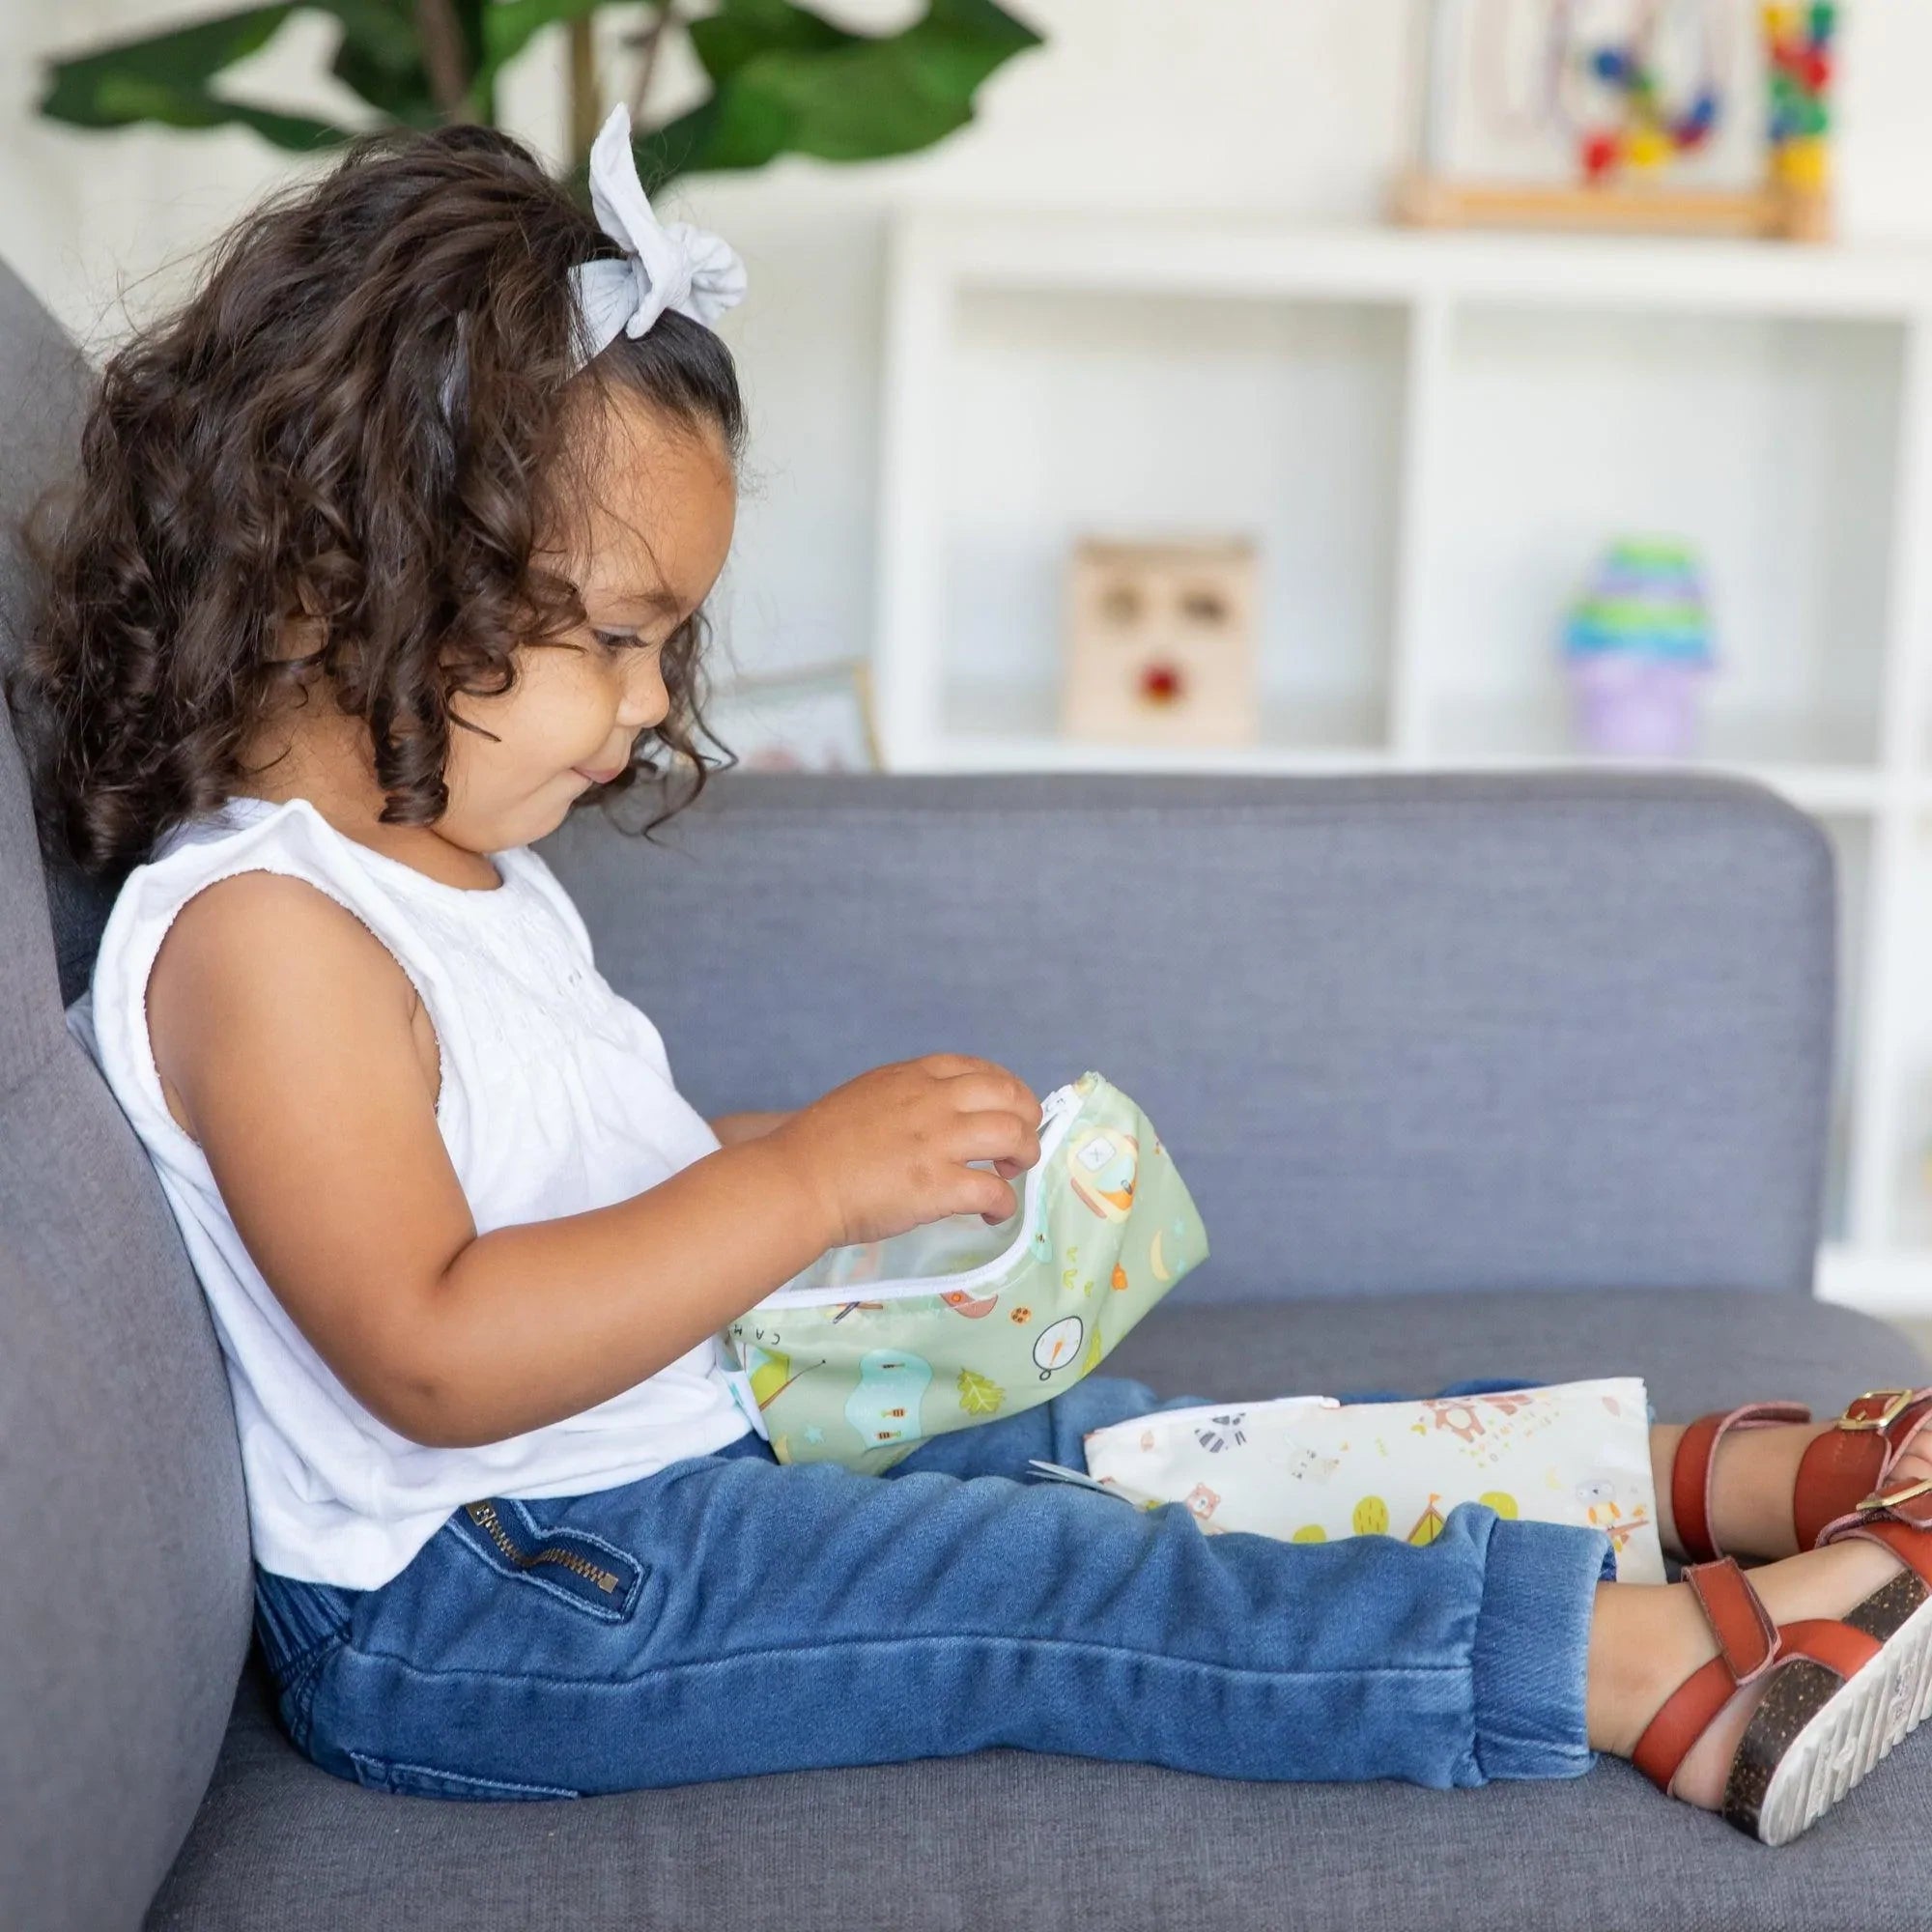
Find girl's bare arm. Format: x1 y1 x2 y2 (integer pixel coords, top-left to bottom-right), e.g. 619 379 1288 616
709 1111 793 1145
148 873 1036 1450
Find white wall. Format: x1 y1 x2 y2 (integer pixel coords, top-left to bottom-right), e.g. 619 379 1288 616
4 0 1932 676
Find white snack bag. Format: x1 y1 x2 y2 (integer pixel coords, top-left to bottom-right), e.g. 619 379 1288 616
1077 1377 1663 1582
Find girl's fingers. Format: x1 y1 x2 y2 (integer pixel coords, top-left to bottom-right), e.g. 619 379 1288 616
936 1068 1039 1122
964 1170 1018 1226
915 1052 1007 1083
910 1053 1033 1103
951 1109 1040 1170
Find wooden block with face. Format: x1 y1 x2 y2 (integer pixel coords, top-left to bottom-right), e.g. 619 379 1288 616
1061 538 1260 747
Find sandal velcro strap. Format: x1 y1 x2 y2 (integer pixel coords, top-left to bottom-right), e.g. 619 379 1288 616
1795 1389 1932 1550
1821 1510 1932 1589
1672 1403 1812 1564
1688 1556 1780 1682
1633 1558 1781 1793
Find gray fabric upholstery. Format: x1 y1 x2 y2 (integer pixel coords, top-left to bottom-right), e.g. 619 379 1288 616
0 257 84 648
545 773 1834 1301
0 255 116 1008
147 1291 1931 1932
0 262 254 1932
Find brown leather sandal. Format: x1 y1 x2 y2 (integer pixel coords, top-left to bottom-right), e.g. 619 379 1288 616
1635 1479 1932 1843
1671 1386 1932 1561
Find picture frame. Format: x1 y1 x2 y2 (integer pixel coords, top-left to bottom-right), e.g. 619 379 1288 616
1395 0 1834 242
703 661 881 774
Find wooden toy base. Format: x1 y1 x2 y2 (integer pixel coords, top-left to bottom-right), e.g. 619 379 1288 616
1394 171 1833 243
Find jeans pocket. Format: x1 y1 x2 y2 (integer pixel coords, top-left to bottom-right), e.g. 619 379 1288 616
344 1747 581 1802
455 1495 645 1623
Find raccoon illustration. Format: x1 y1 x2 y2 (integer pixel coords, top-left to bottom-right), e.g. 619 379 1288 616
1193 1412 1248 1454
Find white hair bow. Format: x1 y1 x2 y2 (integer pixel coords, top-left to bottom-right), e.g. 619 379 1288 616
567 103 747 371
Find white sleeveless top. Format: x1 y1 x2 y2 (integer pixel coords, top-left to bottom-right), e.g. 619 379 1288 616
68 794 752 1590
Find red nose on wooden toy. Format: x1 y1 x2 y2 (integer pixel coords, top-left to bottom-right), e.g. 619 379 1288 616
1139 662 1184 706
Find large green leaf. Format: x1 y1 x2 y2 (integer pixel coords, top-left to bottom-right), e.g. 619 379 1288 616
634 95 724 194
322 0 487 124
315 0 420 69
685 0 855 83
40 0 489 148
40 0 449 148
40 5 347 146
641 0 1039 185
477 0 606 71
324 0 442 126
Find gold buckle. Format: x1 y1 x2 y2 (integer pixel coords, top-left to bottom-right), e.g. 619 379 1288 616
1859 1476 1932 1514
1837 1388 1917 1433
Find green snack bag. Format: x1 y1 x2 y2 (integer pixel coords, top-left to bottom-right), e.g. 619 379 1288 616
723 1071 1208 1472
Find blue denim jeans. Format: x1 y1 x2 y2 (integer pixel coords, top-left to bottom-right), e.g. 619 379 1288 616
252 1376 1614 1801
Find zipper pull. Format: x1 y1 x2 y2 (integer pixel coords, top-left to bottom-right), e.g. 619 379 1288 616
1037 1082 1081 1127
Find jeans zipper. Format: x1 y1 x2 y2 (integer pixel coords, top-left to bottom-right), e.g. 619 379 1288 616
465 1500 621 1595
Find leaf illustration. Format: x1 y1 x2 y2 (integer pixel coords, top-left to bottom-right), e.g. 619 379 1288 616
956 1368 1005 1417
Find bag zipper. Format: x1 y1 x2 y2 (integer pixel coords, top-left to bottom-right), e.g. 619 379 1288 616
464 1500 621 1595
752 1081 1084 1311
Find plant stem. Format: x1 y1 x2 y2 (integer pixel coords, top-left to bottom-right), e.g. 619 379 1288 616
632 3 682 126
414 0 471 119
568 16 602 166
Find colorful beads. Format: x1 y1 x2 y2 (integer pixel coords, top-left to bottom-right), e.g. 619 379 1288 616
1574 20 1723 184
1581 129 1623 181
1765 0 1834 191
1567 2 1835 197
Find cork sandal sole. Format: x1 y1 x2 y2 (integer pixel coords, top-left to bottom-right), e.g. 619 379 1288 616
1732 1571 1932 1846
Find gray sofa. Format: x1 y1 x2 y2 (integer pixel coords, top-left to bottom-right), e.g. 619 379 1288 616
3 259 1925 1932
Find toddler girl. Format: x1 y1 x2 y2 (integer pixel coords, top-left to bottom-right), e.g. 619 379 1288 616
17 108 1932 1844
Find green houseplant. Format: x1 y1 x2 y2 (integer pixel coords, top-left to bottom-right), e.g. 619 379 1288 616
39 0 1043 191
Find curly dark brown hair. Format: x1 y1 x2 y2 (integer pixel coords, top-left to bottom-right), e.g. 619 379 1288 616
11 120 745 877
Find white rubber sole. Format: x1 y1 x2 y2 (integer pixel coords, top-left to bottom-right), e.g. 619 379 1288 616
1754 1581 1932 1847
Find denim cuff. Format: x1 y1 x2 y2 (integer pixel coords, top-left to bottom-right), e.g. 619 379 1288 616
1468 1516 1615 1782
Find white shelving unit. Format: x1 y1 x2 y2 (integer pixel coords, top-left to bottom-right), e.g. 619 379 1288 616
873 212 1932 1318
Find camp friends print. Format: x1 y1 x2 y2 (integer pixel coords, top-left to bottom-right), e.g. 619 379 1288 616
1032 1316 1085 1378
721 1074 1208 1473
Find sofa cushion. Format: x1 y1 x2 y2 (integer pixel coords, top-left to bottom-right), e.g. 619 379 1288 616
545 771 1834 1304
147 1289 1928 1932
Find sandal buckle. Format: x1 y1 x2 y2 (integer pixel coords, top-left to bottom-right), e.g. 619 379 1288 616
1859 1475 1932 1515
1838 1389 1916 1434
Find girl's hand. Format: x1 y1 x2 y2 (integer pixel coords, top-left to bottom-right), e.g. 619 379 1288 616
765 1054 1041 1248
